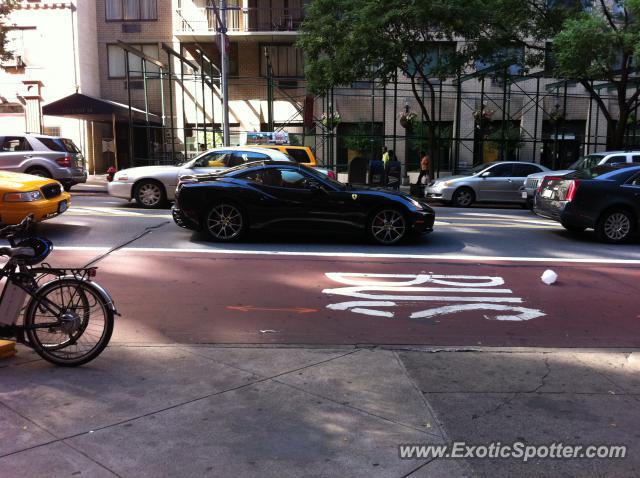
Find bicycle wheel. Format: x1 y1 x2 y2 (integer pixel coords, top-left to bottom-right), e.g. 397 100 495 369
24 278 114 366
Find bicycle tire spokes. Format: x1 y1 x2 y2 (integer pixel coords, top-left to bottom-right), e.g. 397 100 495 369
28 281 110 363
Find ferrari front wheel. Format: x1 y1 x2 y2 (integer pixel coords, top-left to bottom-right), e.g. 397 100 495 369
368 208 407 245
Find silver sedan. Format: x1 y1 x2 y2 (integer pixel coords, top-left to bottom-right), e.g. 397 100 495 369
426 161 550 207
107 146 292 209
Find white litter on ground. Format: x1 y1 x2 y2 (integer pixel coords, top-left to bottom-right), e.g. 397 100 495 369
541 270 558 285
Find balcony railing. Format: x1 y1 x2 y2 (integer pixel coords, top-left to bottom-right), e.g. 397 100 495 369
176 7 305 34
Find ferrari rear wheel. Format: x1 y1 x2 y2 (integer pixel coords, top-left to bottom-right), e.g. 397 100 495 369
369 208 407 245
205 203 247 242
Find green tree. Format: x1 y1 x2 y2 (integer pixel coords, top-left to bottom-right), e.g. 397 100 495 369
0 0 17 62
467 0 640 149
298 0 473 175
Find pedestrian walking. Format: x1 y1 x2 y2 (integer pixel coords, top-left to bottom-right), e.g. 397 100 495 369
416 152 430 185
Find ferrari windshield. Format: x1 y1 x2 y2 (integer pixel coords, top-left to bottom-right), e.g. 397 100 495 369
301 164 346 190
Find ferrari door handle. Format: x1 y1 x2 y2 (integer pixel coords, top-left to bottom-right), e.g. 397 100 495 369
24 155 32 159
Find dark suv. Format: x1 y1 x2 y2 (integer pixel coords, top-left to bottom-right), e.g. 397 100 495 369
0 133 87 190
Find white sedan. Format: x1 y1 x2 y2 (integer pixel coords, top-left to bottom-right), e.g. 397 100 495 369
108 146 292 208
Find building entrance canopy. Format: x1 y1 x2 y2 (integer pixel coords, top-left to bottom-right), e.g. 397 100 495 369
42 92 160 124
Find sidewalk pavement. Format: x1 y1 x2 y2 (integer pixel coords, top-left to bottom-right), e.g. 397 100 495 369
72 175 108 194
1 344 638 477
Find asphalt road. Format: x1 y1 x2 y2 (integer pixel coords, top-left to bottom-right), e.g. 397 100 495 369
10 192 640 347
35 194 640 261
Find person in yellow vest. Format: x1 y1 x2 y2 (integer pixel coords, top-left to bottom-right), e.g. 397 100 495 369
382 146 390 185
382 146 390 166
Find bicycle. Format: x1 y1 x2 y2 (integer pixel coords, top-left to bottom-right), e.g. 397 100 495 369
0 216 117 366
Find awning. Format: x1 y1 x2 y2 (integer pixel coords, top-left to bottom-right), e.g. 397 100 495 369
42 92 160 124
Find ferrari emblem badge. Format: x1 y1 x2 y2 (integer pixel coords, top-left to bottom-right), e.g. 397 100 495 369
352 194 358 200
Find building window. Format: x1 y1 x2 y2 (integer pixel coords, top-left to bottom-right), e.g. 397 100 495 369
261 44 304 78
106 0 157 21
108 44 160 78
475 46 525 76
0 104 24 114
406 42 457 77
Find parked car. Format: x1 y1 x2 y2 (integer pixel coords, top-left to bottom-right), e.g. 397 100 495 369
521 151 640 207
0 171 71 225
0 133 87 191
108 146 292 209
255 144 337 179
533 164 640 243
172 161 435 245
426 161 550 207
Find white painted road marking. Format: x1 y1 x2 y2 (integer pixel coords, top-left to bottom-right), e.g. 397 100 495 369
409 304 546 322
323 273 545 321
327 301 398 318
52 247 640 265
326 273 506 287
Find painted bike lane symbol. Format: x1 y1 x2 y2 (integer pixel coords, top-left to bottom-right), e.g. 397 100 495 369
323 273 545 322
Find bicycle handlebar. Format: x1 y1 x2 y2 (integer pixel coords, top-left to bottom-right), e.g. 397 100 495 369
0 247 35 258
0 215 34 239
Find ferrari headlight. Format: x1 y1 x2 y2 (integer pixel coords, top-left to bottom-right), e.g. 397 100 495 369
408 198 422 208
4 190 43 202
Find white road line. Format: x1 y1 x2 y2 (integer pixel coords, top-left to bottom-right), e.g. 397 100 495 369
327 301 397 318
53 246 640 264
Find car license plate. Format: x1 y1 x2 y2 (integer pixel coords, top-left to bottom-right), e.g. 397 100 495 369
58 200 68 213
521 191 527 199
541 189 553 198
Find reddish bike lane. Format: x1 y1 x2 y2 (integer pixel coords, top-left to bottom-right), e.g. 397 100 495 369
50 249 640 347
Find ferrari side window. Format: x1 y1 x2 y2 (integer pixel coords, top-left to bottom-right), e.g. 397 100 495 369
238 171 261 183
280 170 310 189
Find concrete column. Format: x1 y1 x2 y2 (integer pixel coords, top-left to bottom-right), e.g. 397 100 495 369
21 81 44 134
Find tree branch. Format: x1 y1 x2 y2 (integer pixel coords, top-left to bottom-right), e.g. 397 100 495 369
626 87 640 110
407 70 431 124
599 0 618 32
581 80 613 123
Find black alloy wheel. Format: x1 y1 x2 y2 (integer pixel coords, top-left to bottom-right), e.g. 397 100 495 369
205 203 247 242
369 208 407 245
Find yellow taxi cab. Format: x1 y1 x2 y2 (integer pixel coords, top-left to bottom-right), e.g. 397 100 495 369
0 171 71 225
254 145 318 166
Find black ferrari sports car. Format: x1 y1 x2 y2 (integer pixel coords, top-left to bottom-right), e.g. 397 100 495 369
172 161 435 245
